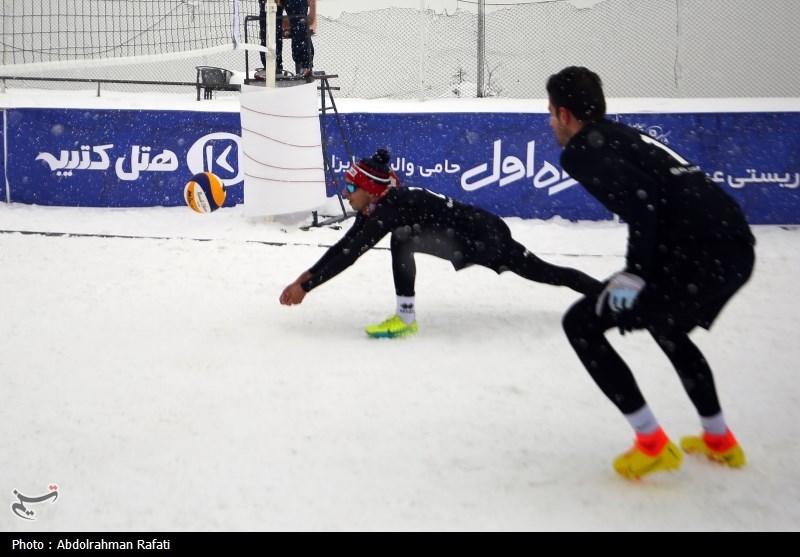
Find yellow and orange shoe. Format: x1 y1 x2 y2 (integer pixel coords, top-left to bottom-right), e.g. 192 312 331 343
680 429 746 468
613 427 683 480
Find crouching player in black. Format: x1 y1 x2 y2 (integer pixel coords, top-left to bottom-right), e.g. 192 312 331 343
546 66 756 479
280 148 601 338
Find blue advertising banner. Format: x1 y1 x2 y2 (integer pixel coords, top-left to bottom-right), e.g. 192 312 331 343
618 112 800 226
330 112 800 224
4 108 245 208
330 112 611 221
3 108 799 223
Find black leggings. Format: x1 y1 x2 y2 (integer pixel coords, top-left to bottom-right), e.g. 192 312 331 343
562 295 723 417
390 230 600 297
562 242 753 417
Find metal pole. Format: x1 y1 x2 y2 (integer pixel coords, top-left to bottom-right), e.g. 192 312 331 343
419 0 426 101
674 0 683 96
265 0 277 88
477 0 485 97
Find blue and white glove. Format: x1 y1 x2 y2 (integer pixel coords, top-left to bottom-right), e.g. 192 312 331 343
595 272 646 316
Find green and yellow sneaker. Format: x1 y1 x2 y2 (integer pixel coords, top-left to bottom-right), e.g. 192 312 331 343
680 429 746 468
365 315 418 339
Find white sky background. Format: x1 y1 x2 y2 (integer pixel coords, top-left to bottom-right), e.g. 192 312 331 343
315 0 606 18
0 85 799 532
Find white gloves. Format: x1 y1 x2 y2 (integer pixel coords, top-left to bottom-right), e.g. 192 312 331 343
595 272 646 316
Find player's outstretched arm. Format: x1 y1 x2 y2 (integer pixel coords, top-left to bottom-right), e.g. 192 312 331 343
279 271 312 306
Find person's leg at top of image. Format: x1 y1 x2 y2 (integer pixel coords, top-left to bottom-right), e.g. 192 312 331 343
258 0 267 69
275 2 285 74
284 0 313 76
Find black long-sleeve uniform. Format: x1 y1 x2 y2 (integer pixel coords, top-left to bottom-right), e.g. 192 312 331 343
301 187 599 296
560 118 756 416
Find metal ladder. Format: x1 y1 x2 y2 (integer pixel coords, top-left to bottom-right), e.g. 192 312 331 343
302 74 356 230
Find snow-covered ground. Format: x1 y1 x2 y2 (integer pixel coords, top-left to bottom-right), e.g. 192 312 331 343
1 86 798 531
1 201 798 532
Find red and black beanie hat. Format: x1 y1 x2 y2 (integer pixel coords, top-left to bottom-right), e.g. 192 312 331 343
346 148 400 195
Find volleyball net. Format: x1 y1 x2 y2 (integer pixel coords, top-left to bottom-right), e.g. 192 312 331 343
0 0 269 74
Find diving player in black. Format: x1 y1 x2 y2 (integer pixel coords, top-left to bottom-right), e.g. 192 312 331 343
546 66 756 479
280 148 601 337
